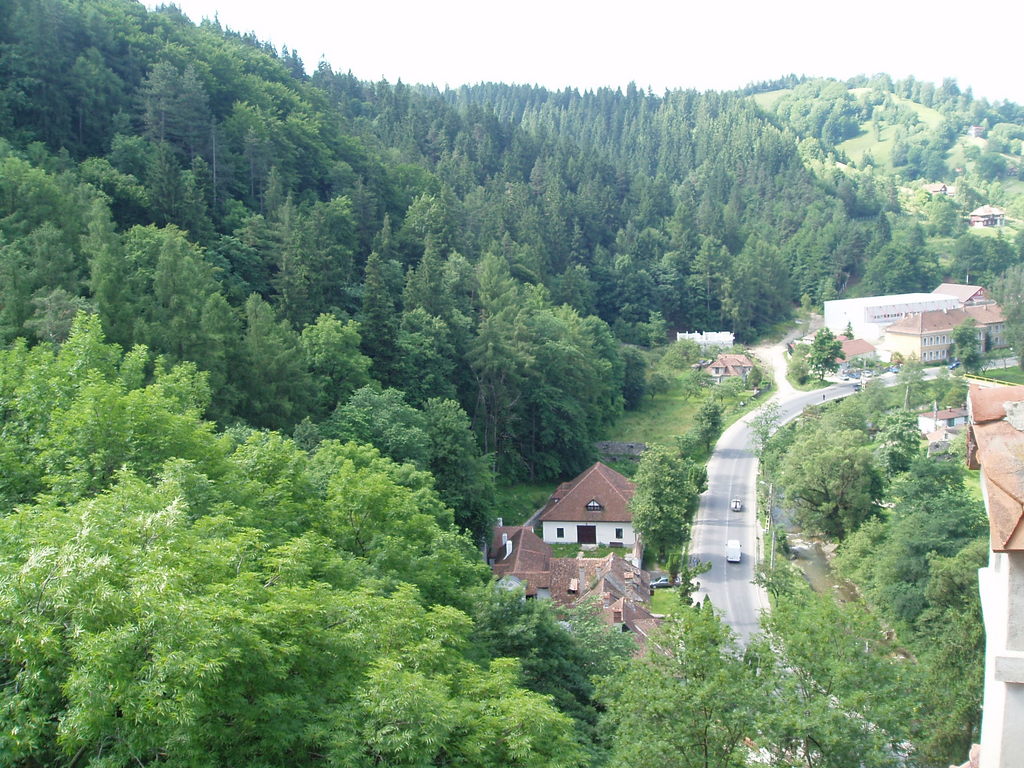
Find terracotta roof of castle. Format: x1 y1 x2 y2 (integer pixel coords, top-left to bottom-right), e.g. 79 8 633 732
968 385 1024 552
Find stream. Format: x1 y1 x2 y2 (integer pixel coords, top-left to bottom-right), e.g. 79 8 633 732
771 506 860 602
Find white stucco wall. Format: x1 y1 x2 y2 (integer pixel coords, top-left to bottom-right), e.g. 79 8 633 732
541 520 636 547
978 475 1024 768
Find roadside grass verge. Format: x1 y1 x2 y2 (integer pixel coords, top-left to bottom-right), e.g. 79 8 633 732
649 588 682 615
786 373 831 391
970 366 1024 385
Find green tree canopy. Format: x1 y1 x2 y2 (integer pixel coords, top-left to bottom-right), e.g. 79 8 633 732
629 444 701 560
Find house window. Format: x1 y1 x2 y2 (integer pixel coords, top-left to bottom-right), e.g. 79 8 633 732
586 500 603 512
556 527 564 538
615 528 624 539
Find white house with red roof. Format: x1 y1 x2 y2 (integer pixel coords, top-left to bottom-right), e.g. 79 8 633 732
707 353 754 383
538 462 636 547
837 336 877 367
917 406 968 434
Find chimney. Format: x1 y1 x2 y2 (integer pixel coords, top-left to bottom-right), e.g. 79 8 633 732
496 517 503 528
501 532 508 545
578 552 586 593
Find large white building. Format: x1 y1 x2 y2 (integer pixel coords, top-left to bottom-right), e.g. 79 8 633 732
676 330 735 349
823 292 960 342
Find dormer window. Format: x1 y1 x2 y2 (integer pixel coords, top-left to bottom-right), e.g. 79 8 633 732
586 499 603 512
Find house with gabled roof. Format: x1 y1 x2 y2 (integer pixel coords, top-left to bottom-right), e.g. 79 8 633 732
485 524 661 648
969 205 1006 228
933 283 991 306
917 406 968 434
924 182 956 197
707 353 754 383
488 525 553 598
538 462 636 547
837 336 877 367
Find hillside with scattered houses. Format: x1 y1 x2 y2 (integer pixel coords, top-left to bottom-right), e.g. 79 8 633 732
2 1 1024 766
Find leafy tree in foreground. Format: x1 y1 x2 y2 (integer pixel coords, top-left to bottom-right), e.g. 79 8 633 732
779 426 882 538
992 263 1024 368
874 409 922 476
693 396 723 453
759 582 915 768
951 317 982 371
629 444 701 561
597 605 764 768
807 326 842 380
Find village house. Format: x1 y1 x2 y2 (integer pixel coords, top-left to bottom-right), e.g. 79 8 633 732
881 304 1006 363
923 182 956 197
707 353 754 383
932 283 991 307
969 205 1006 228
486 525 661 647
917 406 969 434
837 336 877 368
489 525 554 598
537 462 637 549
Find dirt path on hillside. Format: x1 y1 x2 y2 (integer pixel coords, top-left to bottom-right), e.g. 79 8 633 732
748 314 822 396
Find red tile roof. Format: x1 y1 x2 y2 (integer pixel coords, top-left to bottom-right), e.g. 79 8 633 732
919 406 968 421
964 303 1004 324
886 308 970 335
886 304 1004 336
548 553 659 644
968 384 1024 424
840 338 875 358
968 386 1024 553
538 462 635 523
709 353 754 377
489 526 552 595
933 283 987 304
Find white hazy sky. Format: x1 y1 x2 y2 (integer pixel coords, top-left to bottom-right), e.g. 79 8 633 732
156 0 1022 104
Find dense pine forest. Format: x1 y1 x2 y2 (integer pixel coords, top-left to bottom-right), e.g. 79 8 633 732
3 1 1024 765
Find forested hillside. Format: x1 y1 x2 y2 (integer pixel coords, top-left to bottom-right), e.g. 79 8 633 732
3 1 1024 765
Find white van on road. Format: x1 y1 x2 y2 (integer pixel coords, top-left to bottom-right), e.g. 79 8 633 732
726 539 741 563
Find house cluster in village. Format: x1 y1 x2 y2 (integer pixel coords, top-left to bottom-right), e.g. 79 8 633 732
823 282 1007 365
487 462 663 648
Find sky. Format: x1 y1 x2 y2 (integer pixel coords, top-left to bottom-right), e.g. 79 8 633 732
156 0 1022 104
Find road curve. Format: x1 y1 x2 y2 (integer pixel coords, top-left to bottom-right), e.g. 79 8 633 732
688 355 865 643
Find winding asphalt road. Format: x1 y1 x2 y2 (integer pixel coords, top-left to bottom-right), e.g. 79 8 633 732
688 333 974 643
687 339 869 644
